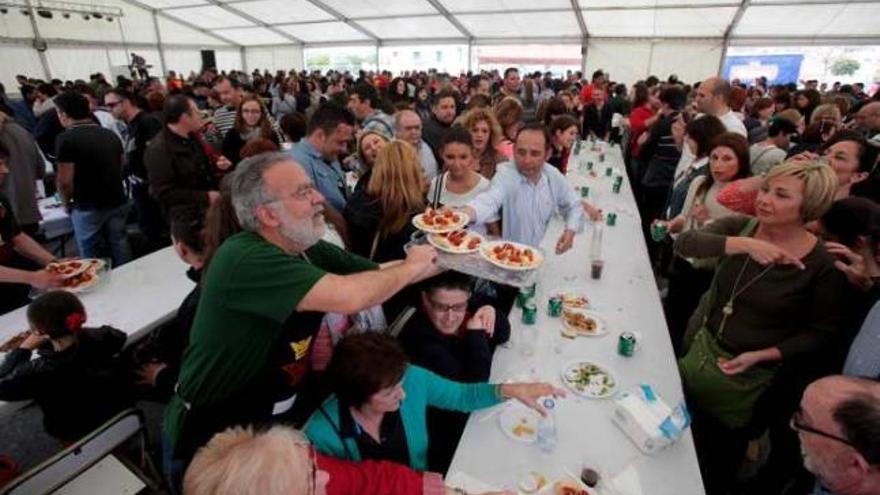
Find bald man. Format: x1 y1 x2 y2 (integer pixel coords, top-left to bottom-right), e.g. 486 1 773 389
855 102 880 143
795 375 880 495
694 77 747 137
393 109 438 180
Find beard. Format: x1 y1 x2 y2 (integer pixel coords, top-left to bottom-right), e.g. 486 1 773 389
801 442 818 474
274 204 326 250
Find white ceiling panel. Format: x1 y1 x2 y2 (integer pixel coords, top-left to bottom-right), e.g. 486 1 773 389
213 27 290 45
734 4 880 37
457 12 581 38
223 0 335 24
356 16 463 39
165 5 255 29
441 0 571 13
580 0 737 7
277 21 371 42
137 0 206 7
319 0 437 18
584 7 736 37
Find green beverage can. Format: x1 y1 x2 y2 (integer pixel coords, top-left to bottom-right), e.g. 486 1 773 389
522 301 537 325
618 332 636 357
515 283 536 308
651 222 668 242
548 296 563 317
606 212 617 226
612 182 621 194
614 175 623 186
599 153 606 163
587 161 594 170
604 166 613 177
580 186 590 198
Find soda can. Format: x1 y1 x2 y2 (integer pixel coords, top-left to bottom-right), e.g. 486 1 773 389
611 182 621 194
651 222 668 242
587 161 594 170
580 186 590 198
522 301 538 325
599 153 606 163
618 332 636 357
604 166 613 177
606 212 617 226
548 296 563 317
613 175 623 186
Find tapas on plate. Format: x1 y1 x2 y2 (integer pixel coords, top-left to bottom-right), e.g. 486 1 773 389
560 309 606 338
480 241 543 271
412 207 469 234
561 360 618 399
427 229 484 254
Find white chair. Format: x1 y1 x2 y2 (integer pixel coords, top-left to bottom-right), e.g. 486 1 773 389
1 409 162 495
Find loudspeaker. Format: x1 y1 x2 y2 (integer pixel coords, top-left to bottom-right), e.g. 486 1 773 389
200 50 216 71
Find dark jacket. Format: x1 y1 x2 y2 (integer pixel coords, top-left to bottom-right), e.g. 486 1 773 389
127 111 163 180
583 103 613 140
0 326 132 441
221 129 280 166
640 115 682 189
421 114 452 164
144 128 217 214
343 187 417 263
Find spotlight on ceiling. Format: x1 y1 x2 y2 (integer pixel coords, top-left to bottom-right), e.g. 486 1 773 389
106 16 113 22
62 12 70 19
0 8 8 14
37 9 52 19
82 14 89 20
92 12 103 19
21 9 29 16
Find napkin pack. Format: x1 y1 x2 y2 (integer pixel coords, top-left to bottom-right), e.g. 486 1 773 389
611 384 691 454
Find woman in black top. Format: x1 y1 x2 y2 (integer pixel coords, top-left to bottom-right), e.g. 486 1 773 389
221 96 280 166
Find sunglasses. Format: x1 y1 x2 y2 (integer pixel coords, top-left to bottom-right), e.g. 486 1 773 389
790 408 854 447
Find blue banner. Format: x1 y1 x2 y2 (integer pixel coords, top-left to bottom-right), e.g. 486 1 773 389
722 55 804 85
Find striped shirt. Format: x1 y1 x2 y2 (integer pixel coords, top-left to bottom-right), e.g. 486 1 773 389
212 105 236 138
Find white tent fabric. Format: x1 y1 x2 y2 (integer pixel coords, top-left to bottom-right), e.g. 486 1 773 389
0 0 878 89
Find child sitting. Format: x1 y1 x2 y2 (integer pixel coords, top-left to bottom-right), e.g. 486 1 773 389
0 291 132 443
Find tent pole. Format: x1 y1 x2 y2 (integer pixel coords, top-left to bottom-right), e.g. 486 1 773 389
152 10 168 77
467 40 472 73
24 0 51 80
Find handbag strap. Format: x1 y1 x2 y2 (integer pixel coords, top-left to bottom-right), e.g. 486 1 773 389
385 306 417 338
318 406 355 460
368 230 381 261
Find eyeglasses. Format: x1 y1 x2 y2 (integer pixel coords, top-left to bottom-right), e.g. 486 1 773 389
105 101 120 109
265 184 320 205
242 108 263 115
790 408 854 447
428 298 468 314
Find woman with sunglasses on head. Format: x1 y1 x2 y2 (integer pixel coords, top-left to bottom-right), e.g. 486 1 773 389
185 425 513 495
674 160 848 494
304 333 562 474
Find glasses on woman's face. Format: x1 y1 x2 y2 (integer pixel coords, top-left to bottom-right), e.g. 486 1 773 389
428 298 468 314
242 108 263 115
790 408 854 446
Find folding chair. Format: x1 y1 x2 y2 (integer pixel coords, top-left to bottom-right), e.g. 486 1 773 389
1 408 162 495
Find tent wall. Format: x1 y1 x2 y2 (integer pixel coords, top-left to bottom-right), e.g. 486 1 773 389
244 46 305 73
586 39 723 85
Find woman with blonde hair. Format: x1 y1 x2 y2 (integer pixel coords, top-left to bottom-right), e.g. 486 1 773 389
493 96 523 159
674 160 848 493
459 107 505 179
344 140 426 263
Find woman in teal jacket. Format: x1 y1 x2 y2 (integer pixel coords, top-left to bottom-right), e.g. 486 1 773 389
304 333 562 471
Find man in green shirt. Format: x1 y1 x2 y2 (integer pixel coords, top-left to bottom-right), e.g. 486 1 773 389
163 152 438 488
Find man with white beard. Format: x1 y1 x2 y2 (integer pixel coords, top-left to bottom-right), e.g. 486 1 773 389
162 152 439 491
794 375 880 495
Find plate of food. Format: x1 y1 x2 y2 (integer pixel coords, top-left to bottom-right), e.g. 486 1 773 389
480 241 543 271
554 290 589 310
59 261 104 293
45 259 103 279
560 309 606 338
561 360 618 399
498 401 540 444
427 229 484 254
412 207 469 234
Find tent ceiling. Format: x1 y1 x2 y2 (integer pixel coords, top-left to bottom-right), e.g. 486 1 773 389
50 0 880 46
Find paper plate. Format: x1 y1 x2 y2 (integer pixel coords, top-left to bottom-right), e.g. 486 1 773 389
560 309 607 338
498 401 540 444
561 360 618 399
427 230 485 254
412 210 469 234
480 240 544 271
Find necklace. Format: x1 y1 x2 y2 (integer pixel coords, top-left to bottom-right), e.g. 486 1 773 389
718 257 774 336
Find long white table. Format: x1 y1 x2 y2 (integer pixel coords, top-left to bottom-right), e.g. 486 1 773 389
0 247 193 418
448 144 705 494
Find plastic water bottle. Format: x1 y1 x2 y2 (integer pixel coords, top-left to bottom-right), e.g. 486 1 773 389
536 398 557 453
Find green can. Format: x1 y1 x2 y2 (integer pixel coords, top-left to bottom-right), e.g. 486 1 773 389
604 166 613 177
599 153 606 163
586 161 594 170
522 301 538 325
651 222 668 242
515 283 536 308
611 182 621 194
580 186 590 198
618 332 636 357
606 212 617 226
614 175 623 186
548 296 563 317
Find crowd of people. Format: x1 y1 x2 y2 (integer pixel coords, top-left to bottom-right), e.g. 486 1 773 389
0 63 879 495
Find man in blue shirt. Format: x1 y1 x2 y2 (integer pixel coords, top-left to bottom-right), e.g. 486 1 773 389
460 122 584 254
288 103 356 240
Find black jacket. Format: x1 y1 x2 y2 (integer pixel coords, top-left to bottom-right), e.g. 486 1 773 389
583 103 613 140
343 187 418 263
221 130 280 166
0 326 132 441
640 115 682 189
127 111 163 180
144 128 217 214
421 114 452 164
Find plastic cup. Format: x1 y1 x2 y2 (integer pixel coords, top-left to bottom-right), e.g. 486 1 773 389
590 259 604 280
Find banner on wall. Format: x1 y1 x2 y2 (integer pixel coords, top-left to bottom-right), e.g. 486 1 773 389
722 55 804 85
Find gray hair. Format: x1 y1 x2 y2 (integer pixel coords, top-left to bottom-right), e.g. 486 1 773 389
228 152 292 232
393 109 419 132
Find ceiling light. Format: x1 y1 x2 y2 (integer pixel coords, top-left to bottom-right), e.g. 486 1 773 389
62 12 70 18
0 8 8 14
21 9 29 16
92 12 102 19
82 14 89 20
37 9 52 19
106 16 113 22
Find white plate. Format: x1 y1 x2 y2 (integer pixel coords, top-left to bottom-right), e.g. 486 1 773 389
498 401 540 444
427 230 485 254
553 288 590 310
480 240 544 272
561 360 618 399
561 309 607 337
412 210 469 234
46 258 103 279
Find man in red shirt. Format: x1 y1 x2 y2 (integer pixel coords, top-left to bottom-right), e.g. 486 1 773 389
579 69 606 105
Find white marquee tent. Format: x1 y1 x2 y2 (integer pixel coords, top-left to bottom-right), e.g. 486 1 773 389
1 0 879 90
